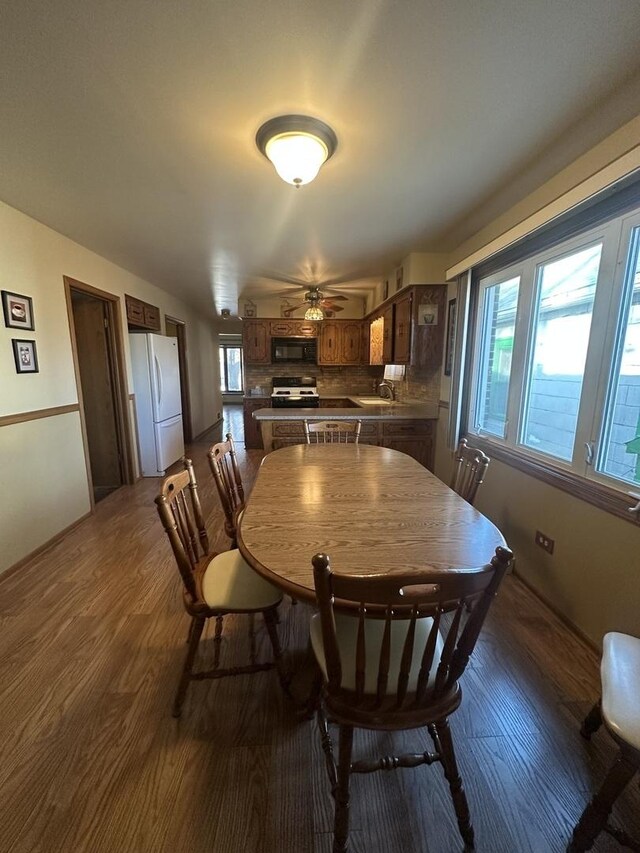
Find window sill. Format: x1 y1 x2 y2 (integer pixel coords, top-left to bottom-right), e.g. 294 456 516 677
471 437 640 527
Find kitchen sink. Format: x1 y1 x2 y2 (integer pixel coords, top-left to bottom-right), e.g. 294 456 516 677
352 397 396 406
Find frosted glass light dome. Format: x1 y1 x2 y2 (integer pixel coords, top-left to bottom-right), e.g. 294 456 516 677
304 305 324 321
256 115 337 188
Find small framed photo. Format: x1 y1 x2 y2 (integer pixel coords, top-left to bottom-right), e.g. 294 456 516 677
243 299 257 318
2 291 35 330
12 339 39 374
396 267 404 292
383 280 389 301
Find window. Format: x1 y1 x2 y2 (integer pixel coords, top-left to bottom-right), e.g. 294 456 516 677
467 204 640 495
219 344 244 393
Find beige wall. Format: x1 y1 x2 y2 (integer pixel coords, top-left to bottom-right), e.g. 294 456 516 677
441 114 640 644
0 200 221 575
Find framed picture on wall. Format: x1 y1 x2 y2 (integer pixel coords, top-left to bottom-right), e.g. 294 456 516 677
444 298 457 377
395 267 404 292
12 338 39 373
2 290 35 330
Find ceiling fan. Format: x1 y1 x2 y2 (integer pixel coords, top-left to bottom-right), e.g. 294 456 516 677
279 285 348 317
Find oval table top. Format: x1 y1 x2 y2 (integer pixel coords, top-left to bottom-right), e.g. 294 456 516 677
238 444 508 604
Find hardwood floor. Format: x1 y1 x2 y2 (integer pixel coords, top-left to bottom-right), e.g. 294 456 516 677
1 437 638 852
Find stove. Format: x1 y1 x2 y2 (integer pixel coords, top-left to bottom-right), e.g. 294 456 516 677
271 376 320 408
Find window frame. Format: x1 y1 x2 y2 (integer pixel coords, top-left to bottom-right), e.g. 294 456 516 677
219 343 244 394
465 200 640 522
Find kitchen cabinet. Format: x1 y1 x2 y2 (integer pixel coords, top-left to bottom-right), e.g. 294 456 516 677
318 320 368 365
243 320 270 364
243 397 270 449
269 320 317 337
126 294 161 332
366 285 446 369
381 419 434 470
393 292 412 364
382 306 394 364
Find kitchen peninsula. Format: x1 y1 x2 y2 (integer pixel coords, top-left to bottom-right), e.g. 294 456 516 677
253 398 439 469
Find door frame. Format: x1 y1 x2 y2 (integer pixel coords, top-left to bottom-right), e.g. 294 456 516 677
165 314 193 443
64 276 135 510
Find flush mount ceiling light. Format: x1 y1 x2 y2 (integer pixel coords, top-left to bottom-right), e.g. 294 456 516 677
256 115 337 187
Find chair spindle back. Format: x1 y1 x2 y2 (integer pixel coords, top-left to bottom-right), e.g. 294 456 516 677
450 438 490 505
155 458 210 601
304 420 361 445
207 433 245 541
313 547 512 711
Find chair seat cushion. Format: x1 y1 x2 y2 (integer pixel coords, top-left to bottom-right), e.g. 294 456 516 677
601 631 640 751
201 549 282 612
310 612 443 696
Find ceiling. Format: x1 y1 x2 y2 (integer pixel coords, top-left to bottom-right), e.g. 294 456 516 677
1 0 640 317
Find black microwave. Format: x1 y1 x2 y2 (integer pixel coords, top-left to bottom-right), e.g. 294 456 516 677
271 337 317 364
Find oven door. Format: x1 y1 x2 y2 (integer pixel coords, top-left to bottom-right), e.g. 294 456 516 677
272 396 319 408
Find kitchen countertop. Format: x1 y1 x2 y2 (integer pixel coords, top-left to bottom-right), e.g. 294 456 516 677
253 399 439 421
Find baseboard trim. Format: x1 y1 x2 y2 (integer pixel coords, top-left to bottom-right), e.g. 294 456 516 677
0 511 92 585
512 567 600 654
192 418 222 442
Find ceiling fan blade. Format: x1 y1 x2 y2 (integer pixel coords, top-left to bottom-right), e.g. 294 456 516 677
319 291 348 300
282 300 308 310
321 301 345 312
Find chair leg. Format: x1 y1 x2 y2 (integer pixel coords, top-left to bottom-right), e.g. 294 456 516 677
173 615 205 718
317 705 338 796
333 725 354 853
567 750 637 852
435 718 474 849
263 607 291 694
580 701 602 740
213 615 224 669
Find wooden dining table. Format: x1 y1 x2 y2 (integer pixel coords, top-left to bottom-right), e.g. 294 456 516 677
238 443 508 604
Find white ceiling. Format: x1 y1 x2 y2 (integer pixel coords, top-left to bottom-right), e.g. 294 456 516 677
1 0 640 316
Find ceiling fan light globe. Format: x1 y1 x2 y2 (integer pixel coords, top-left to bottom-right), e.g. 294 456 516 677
304 305 324 321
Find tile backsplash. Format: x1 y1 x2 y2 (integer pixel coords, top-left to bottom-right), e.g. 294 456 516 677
245 362 441 401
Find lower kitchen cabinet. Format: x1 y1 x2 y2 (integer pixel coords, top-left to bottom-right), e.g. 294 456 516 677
243 398 270 449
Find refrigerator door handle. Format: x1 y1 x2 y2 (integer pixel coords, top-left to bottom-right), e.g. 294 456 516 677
154 355 163 408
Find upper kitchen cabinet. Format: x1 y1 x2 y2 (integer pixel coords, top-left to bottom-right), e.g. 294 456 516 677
393 293 412 364
367 285 447 369
243 319 270 364
126 294 161 332
269 319 318 337
318 320 368 365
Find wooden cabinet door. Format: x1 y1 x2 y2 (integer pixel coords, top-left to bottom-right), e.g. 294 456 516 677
383 436 433 471
393 293 412 364
382 306 394 363
243 399 269 449
126 295 144 325
289 320 318 337
318 321 340 364
243 320 270 364
143 303 160 331
340 321 364 364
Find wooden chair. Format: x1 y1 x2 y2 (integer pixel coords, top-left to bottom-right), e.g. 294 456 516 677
304 420 361 444
568 632 640 852
450 438 490 505
155 457 287 717
207 433 245 547
310 546 513 853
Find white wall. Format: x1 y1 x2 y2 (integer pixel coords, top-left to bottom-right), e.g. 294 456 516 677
0 199 221 575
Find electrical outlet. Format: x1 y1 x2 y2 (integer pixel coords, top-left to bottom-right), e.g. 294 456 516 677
535 530 555 554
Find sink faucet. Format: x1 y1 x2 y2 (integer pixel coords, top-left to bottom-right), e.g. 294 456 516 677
378 380 396 401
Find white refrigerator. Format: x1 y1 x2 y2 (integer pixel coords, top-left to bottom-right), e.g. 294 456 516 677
130 333 184 477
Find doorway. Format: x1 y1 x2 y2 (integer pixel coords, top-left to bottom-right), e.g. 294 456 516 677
165 316 192 443
65 278 134 505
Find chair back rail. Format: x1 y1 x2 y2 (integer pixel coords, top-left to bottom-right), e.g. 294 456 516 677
312 546 512 712
155 458 210 602
304 420 362 444
208 433 245 540
450 438 490 505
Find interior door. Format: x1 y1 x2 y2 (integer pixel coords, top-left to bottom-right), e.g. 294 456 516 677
71 291 123 500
